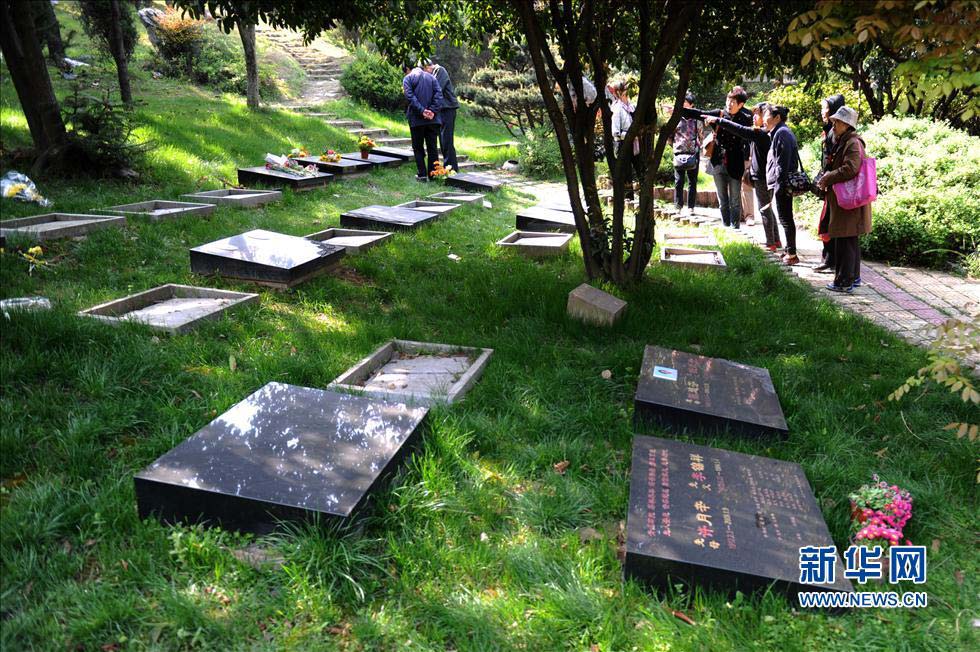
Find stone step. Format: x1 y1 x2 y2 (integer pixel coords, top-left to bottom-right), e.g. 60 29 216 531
457 160 493 170
376 137 412 147
325 119 363 128
348 128 389 138
439 155 470 163
306 74 341 82
479 141 520 150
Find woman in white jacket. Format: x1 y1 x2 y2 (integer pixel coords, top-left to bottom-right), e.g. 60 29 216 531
611 82 643 200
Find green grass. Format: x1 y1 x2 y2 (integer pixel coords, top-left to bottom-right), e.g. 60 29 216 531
1 12 978 652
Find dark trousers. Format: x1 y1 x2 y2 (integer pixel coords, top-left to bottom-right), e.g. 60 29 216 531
410 123 440 178
821 238 837 267
440 108 458 171
833 236 861 287
674 164 698 209
752 177 779 246
772 189 797 255
615 141 644 200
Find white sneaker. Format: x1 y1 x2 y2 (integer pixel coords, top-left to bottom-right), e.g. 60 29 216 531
679 207 690 217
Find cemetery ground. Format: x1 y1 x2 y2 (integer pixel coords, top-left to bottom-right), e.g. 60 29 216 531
2 63 978 652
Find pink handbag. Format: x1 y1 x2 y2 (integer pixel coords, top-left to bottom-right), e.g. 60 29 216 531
833 154 877 210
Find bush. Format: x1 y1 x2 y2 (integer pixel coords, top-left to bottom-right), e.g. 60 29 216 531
519 127 563 179
154 9 205 76
856 116 980 269
340 50 405 112
60 84 148 176
765 80 862 145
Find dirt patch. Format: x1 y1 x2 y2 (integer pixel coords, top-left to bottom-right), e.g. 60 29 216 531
334 266 375 286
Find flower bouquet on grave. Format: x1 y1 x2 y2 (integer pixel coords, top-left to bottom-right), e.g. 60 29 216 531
357 135 376 159
264 153 317 178
319 148 342 163
429 160 456 180
288 146 309 159
848 475 913 553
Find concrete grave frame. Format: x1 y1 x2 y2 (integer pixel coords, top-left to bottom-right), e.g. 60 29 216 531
516 206 577 233
660 246 728 271
329 339 494 405
0 213 126 241
180 189 282 208
446 173 505 192
102 201 215 222
394 200 459 215
426 191 485 205
78 284 258 335
496 230 573 257
304 228 392 254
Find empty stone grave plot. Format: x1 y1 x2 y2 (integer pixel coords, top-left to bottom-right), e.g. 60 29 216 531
291 156 372 176
330 339 494 405
446 173 505 192
634 345 788 438
340 205 440 231
103 200 214 222
516 206 577 233
394 200 459 215
180 189 282 208
371 146 415 161
134 381 428 533
661 232 718 247
190 229 345 289
0 213 126 241
567 283 627 327
661 247 727 271
237 166 333 191
427 191 485 205
624 435 852 599
496 230 573 257
305 228 391 254
340 152 403 167
79 284 258 335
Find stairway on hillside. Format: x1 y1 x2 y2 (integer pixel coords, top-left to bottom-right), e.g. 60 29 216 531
256 26 351 105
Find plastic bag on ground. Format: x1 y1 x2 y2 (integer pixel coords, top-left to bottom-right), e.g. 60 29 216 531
1 171 52 207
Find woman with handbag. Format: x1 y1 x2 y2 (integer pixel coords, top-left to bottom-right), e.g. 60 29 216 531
763 104 802 265
814 94 847 273
668 92 700 215
611 81 642 201
815 106 872 293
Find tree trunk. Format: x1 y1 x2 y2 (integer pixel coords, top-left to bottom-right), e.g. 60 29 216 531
33 0 66 66
108 0 133 104
237 18 260 110
0 0 69 156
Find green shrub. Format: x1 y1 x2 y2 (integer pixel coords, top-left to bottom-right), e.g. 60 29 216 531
154 8 205 76
855 116 980 269
765 80 862 145
340 50 405 112
519 127 563 179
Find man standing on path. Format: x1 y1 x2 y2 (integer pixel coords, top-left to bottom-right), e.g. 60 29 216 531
426 60 459 172
403 60 443 181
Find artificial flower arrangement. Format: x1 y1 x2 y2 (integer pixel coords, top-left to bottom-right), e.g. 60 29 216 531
288 146 309 159
849 475 913 549
319 148 342 162
264 153 317 178
429 161 457 179
357 135 376 153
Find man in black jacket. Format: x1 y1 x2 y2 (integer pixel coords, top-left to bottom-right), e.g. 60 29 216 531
684 86 752 228
426 61 460 172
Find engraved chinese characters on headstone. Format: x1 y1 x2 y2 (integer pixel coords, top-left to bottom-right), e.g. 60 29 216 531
624 435 853 598
634 346 789 438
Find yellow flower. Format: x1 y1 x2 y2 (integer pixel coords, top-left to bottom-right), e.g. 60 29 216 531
4 183 27 198
27 246 43 257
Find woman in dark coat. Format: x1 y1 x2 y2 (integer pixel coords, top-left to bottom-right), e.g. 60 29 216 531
763 104 801 265
815 106 872 292
814 93 846 273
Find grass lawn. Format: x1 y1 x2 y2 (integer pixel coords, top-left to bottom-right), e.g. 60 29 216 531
1 12 977 652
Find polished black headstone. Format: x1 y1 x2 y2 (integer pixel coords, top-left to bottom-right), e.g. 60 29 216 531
292 156 373 175
237 166 332 190
340 205 439 231
371 146 415 161
516 206 577 233
135 382 429 533
446 173 504 192
634 346 788 438
625 435 853 598
189 229 345 288
340 152 403 167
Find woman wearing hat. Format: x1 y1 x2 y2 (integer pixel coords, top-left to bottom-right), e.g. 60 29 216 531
815 106 871 292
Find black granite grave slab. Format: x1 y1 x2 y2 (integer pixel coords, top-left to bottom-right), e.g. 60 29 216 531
189 229 345 288
134 382 429 532
516 206 577 233
371 146 415 161
446 173 505 192
634 346 788 438
237 166 333 191
625 435 853 598
340 152 403 167
292 156 373 176
340 205 439 231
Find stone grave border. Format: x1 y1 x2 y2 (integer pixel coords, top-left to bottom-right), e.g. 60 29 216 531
0 213 126 241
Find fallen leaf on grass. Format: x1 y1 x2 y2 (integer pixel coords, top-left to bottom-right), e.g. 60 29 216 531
229 355 237 372
669 609 697 626
327 623 351 637
931 539 941 553
874 448 888 459
578 527 603 544
553 460 570 475
954 570 964 585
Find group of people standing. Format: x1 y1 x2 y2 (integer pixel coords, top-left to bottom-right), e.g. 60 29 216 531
401 59 459 182
664 85 872 292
